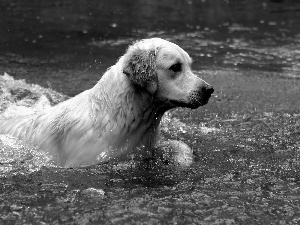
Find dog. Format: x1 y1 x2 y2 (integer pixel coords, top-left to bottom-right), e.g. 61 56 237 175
0 38 214 167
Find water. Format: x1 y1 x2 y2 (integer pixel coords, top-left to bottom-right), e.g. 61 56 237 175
1 0 300 95
1 0 300 224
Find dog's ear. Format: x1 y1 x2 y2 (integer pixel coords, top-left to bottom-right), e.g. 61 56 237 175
122 48 157 94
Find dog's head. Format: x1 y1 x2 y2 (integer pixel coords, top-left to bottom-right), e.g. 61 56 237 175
122 38 214 109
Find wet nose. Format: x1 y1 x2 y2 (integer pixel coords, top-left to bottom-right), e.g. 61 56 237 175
202 84 214 95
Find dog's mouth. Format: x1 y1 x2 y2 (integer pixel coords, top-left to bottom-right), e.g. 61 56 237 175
161 86 214 110
168 96 211 109
186 97 210 109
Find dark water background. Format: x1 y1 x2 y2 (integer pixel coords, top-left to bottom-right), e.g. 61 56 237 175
1 0 300 95
1 0 300 224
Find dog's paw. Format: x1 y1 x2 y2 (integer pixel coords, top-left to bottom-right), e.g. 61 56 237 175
155 140 194 167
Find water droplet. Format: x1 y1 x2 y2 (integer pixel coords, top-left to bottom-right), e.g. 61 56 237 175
268 21 277 26
111 23 118 28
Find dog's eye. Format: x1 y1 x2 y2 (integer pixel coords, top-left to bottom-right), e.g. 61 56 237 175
169 63 182 72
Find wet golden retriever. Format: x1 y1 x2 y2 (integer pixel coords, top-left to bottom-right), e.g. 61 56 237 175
0 38 213 167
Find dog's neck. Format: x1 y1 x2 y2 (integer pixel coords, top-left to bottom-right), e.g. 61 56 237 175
90 65 167 152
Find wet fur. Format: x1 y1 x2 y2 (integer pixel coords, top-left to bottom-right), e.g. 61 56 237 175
0 38 213 167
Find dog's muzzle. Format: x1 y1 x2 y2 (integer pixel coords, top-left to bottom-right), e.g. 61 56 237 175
188 84 214 109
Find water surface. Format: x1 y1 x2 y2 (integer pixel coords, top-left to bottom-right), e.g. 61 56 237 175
1 0 300 224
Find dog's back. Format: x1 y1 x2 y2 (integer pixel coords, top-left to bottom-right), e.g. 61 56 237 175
0 115 39 143
0 90 96 166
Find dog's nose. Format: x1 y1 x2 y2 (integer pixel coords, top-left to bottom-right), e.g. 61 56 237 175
202 85 214 95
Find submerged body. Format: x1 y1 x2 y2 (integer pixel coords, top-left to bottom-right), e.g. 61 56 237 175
0 66 158 166
0 38 213 167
